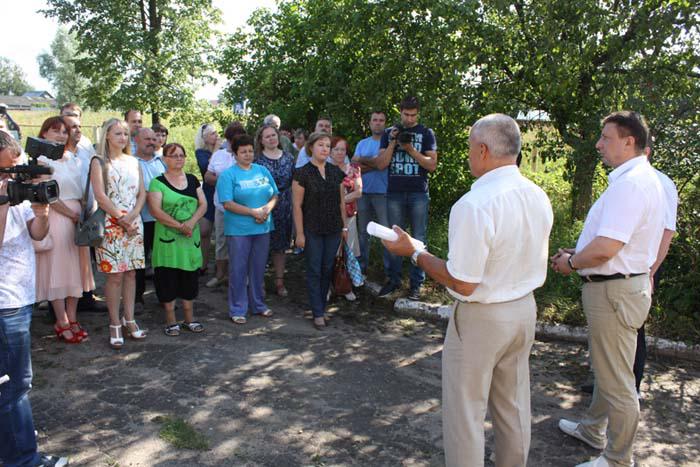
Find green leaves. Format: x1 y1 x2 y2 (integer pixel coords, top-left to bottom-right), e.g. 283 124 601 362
0 57 31 96
42 0 222 122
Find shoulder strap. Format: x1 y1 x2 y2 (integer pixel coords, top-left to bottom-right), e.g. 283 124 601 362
83 156 106 206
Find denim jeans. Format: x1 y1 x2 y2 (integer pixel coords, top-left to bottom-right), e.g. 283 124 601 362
356 193 391 275
304 231 341 318
386 191 429 289
0 304 40 467
226 234 270 317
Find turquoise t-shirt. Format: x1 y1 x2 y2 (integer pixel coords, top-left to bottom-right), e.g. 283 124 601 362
216 163 279 236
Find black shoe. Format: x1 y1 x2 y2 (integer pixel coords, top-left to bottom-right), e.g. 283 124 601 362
36 453 69 467
407 287 421 301
378 281 399 297
77 299 107 313
580 383 594 394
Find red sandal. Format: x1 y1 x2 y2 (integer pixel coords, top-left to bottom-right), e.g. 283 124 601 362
54 323 84 344
70 321 89 339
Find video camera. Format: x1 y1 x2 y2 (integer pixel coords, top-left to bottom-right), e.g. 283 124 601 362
392 125 415 145
0 137 61 206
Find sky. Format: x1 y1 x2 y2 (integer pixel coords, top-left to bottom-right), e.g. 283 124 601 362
0 0 276 100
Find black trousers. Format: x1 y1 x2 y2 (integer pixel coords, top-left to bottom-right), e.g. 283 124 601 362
135 221 155 303
633 267 662 391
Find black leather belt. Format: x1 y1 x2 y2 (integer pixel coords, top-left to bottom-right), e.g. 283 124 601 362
582 272 645 283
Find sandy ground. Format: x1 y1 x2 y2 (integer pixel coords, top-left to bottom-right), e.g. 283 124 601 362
25 255 700 466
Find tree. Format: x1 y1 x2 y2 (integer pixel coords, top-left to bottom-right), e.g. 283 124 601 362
219 0 481 209
467 0 700 219
37 28 89 105
221 0 700 219
0 57 31 96
43 0 222 124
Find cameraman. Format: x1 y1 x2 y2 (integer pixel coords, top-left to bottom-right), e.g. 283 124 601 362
0 132 68 467
374 96 437 300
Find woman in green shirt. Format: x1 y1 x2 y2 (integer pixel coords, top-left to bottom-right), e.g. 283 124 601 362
148 143 208 336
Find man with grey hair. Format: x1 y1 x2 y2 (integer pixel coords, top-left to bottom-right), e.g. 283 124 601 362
263 114 296 155
384 113 553 466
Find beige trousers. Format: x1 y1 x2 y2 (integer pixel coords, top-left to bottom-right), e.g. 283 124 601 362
214 208 228 261
579 274 651 467
442 293 536 467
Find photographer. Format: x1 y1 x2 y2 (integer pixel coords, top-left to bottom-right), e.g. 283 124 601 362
373 96 437 301
0 132 68 466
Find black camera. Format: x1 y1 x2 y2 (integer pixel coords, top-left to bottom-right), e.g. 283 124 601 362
393 125 414 145
0 137 61 206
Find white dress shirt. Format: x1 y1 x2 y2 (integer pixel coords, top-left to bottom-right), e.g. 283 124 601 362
446 165 553 303
576 156 664 276
654 168 678 232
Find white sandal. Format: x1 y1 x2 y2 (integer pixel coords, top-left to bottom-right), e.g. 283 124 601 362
122 317 147 340
109 324 124 349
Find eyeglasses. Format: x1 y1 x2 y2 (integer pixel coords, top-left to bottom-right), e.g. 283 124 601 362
165 154 186 159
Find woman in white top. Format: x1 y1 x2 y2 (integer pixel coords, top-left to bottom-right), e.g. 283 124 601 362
91 118 147 349
35 116 95 343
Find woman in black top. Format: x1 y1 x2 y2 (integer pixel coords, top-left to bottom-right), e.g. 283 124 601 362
292 132 348 329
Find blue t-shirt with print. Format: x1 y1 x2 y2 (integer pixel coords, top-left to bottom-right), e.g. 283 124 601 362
354 136 387 194
216 163 279 236
379 124 437 193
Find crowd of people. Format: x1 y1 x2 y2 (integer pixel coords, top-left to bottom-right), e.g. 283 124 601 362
0 99 678 467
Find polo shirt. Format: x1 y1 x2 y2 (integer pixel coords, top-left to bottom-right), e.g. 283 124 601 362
446 165 553 303
136 154 166 222
575 156 664 276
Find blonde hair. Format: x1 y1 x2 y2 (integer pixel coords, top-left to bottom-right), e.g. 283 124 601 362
195 123 218 151
95 118 130 191
97 118 131 159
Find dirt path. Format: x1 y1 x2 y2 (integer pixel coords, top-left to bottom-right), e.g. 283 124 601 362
26 255 700 466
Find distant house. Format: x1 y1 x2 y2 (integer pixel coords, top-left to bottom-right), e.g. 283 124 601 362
0 96 33 110
22 90 55 99
0 91 57 110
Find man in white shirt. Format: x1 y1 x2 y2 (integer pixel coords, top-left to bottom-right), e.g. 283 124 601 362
551 111 664 467
384 114 553 467
60 103 94 154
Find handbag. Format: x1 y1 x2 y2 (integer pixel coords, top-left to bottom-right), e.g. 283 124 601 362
75 157 106 247
332 242 353 295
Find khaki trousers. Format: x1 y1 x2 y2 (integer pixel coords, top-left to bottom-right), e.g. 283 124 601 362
579 274 651 467
442 293 536 467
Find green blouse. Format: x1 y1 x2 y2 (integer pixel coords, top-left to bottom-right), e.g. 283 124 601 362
149 174 203 271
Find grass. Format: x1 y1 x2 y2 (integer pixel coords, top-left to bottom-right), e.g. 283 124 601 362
153 415 210 450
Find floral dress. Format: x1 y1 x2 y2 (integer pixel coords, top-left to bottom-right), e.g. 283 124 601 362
96 156 145 273
255 151 295 252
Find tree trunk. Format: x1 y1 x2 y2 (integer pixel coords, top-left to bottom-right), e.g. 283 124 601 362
152 111 160 125
569 148 599 221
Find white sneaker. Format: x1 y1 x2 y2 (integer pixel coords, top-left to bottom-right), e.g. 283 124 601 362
558 419 606 450
344 291 356 301
206 277 224 288
575 455 612 467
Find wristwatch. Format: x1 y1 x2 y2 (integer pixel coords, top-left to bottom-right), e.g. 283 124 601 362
411 248 425 266
567 254 578 271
